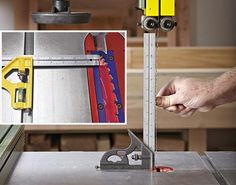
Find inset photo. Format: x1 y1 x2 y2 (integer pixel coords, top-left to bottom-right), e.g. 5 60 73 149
1 31 126 124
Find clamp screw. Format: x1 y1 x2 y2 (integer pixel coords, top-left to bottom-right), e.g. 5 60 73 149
98 103 104 110
109 56 114 61
117 103 122 109
131 154 141 161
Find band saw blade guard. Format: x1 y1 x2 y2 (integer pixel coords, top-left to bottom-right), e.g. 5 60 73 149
32 0 91 24
99 129 154 170
138 0 176 32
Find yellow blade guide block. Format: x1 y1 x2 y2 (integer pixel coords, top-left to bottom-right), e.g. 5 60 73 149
2 57 33 110
161 0 175 16
146 0 175 16
146 0 159 16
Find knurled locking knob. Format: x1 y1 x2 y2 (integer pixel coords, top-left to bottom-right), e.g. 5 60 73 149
160 17 176 32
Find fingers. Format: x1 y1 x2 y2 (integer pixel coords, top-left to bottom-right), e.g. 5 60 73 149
157 85 170 97
165 106 178 112
179 108 197 117
156 96 162 106
187 109 197 117
177 107 191 116
156 94 179 108
198 106 215 112
156 96 170 107
157 100 196 117
165 105 185 113
157 80 175 97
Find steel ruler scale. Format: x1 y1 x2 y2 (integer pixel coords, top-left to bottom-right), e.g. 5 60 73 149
2 55 101 67
22 32 33 123
143 33 157 152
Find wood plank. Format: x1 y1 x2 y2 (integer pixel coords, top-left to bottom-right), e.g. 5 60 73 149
97 135 111 151
175 0 190 46
29 134 46 145
127 47 236 69
28 0 38 30
60 134 97 151
208 129 236 151
157 137 185 151
25 134 51 151
167 27 177 46
128 37 168 47
188 129 207 154
13 0 29 29
112 133 130 148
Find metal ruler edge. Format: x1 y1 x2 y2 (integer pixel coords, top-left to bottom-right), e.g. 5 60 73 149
143 33 156 152
2 55 101 67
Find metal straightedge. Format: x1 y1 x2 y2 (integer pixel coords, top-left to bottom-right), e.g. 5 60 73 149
2 55 101 67
100 130 154 170
143 33 156 152
2 55 101 111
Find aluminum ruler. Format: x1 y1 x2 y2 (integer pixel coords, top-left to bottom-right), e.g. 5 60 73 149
22 32 33 123
2 55 101 67
143 33 156 152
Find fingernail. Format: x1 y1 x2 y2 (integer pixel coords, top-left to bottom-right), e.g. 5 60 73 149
156 97 162 106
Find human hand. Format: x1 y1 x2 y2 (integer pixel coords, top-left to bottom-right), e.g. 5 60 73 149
156 77 216 117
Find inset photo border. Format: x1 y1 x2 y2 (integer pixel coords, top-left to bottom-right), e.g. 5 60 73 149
1 30 127 125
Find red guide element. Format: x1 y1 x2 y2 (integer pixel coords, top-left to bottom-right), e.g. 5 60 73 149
84 33 99 123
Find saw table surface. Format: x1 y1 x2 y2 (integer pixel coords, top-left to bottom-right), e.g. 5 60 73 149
6 152 223 185
205 152 236 185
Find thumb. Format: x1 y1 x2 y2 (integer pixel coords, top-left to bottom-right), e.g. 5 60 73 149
156 94 179 108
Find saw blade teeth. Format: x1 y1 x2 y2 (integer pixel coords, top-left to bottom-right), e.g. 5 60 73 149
111 90 116 100
109 74 113 81
99 58 107 66
111 83 115 90
113 94 118 102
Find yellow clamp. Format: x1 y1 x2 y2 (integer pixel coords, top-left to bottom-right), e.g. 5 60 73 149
2 56 33 110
